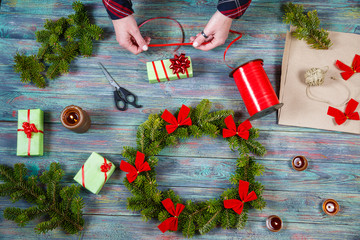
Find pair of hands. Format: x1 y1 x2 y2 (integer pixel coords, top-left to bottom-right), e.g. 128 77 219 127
112 11 233 54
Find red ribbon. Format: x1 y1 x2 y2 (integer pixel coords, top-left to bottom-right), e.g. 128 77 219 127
138 17 243 69
17 109 44 156
327 98 360 125
336 54 360 80
158 198 185 233
223 180 257 215
222 115 252 140
161 105 192 134
120 151 151 183
169 53 190 75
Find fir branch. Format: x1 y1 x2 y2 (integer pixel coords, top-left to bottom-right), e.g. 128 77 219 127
13 1 104 88
283 2 332 49
0 163 84 234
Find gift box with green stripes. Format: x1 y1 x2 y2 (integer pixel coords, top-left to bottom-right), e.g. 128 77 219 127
146 53 193 84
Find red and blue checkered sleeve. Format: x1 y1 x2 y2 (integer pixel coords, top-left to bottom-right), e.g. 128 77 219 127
102 0 134 20
217 0 252 19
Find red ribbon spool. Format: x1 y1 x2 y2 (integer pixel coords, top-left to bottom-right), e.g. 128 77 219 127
229 59 283 120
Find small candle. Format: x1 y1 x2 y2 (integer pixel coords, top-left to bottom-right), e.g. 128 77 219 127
266 215 283 232
322 199 339 216
60 105 91 133
292 156 308 171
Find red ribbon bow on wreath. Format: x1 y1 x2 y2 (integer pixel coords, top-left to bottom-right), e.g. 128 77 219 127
222 115 252 140
169 53 191 74
327 98 360 125
161 105 192 134
120 151 151 183
223 180 257 215
335 54 360 80
158 198 185 233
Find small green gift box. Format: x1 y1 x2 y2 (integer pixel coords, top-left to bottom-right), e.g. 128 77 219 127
146 53 193 84
74 152 115 195
17 109 44 157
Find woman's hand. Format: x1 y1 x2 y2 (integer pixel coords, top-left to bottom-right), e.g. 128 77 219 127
190 11 233 51
112 15 151 55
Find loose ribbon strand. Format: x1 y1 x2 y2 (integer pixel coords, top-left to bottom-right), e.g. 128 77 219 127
139 17 242 69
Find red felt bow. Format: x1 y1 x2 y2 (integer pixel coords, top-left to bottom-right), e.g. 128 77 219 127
120 151 151 183
336 54 360 80
222 115 252 140
158 198 185 233
101 162 112 172
169 53 191 74
20 122 41 138
327 98 360 125
161 105 192 134
223 180 257 215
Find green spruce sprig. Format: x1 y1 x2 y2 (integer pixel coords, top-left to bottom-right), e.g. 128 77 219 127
122 100 267 238
13 1 104 88
283 2 332 49
0 163 84 234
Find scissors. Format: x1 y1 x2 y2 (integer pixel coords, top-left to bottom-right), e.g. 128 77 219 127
98 62 142 111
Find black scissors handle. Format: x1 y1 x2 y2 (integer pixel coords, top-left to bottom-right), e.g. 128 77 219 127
114 88 142 111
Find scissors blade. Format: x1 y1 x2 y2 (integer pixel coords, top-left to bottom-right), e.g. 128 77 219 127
98 62 120 90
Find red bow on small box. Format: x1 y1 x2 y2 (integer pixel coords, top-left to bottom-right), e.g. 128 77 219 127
169 53 190 74
222 115 252 140
161 105 192 134
327 98 360 125
120 151 151 183
223 180 257 215
20 122 41 138
158 198 185 233
100 162 112 172
336 54 360 80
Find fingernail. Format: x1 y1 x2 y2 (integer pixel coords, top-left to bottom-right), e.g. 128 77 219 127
142 45 148 51
193 42 199 47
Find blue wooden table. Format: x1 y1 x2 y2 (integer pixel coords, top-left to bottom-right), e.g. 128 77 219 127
0 0 359 239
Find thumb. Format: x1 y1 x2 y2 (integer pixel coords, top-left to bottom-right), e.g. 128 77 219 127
192 30 211 48
131 29 148 52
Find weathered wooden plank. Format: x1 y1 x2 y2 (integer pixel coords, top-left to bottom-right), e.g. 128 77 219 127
0 151 359 194
0 212 359 240
0 183 359 226
0 122 359 163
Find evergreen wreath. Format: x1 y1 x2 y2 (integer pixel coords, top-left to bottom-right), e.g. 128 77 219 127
13 1 104 88
0 163 84 235
120 100 266 238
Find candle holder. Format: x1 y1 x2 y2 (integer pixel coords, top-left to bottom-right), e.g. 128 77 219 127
266 215 283 232
60 105 91 133
322 199 339 216
292 155 308 171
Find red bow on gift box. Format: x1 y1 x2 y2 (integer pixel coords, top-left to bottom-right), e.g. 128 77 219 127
336 54 360 80
327 98 360 125
169 53 191 74
161 105 192 134
223 180 257 215
158 198 185 233
222 115 252 140
120 151 151 183
20 122 41 138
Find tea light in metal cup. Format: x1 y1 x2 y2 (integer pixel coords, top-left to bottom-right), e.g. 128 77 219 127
322 199 339 216
292 156 308 171
266 215 283 232
60 105 91 133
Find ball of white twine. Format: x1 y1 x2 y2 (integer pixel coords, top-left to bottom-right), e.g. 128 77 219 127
304 67 351 107
304 68 326 86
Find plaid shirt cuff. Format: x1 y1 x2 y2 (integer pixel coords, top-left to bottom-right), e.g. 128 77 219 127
102 0 134 20
217 0 252 19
